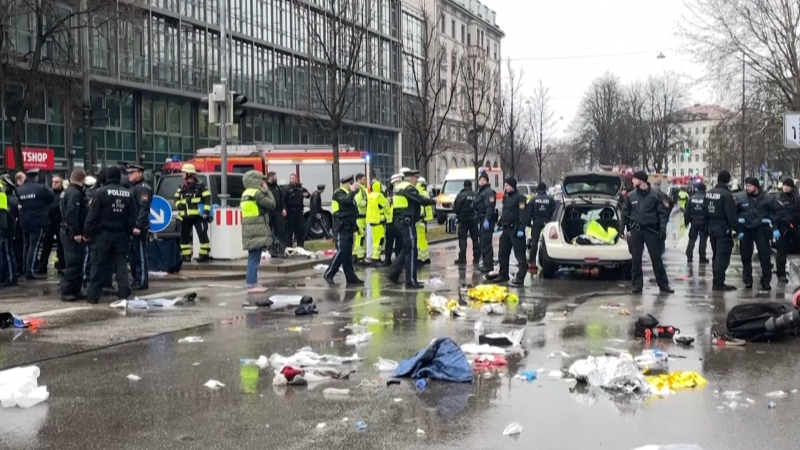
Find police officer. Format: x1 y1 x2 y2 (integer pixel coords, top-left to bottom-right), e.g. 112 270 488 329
474 172 497 272
16 168 54 280
323 174 363 286
773 178 799 284
383 174 404 266
684 182 709 263
174 164 210 262
527 182 555 273
486 177 529 285
736 177 775 292
127 164 152 290
453 179 479 266
283 173 309 248
59 169 88 301
37 175 65 275
622 171 673 294
84 167 135 304
366 180 388 264
305 184 330 240
389 169 435 288
353 173 368 264
83 171 104 285
0 173 13 286
265 171 286 256
703 170 738 291
416 177 434 265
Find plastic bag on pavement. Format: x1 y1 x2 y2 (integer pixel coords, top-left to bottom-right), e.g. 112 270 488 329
568 355 651 394
241 355 270 369
0 366 49 409
502 422 523 436
268 348 363 370
375 358 399 372
460 343 507 355
313 264 329 270
480 303 504 315
110 297 183 310
424 278 446 290
178 336 203 343
425 294 465 316
285 247 314 258
269 295 304 307
345 332 372 345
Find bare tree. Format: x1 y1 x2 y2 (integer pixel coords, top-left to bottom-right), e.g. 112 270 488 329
0 0 135 171
457 45 503 185
296 0 372 184
528 80 556 181
402 3 459 178
498 59 529 177
680 0 800 111
573 73 628 168
643 73 687 173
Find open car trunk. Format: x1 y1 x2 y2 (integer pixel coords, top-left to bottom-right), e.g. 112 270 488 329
561 204 621 245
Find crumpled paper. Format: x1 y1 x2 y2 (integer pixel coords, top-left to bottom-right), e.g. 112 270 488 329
424 278 446 290
568 355 651 394
425 294 465 316
268 347 362 370
645 371 707 393
466 284 510 303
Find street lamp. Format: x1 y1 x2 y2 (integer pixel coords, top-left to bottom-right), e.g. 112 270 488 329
656 52 666 59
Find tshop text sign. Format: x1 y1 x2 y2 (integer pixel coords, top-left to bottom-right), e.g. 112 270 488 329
5 147 55 171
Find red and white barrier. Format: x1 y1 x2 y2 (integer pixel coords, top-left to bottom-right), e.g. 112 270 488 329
207 207 246 260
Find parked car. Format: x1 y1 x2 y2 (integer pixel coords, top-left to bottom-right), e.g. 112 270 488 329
537 171 632 279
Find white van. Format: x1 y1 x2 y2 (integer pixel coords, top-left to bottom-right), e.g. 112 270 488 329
434 167 504 224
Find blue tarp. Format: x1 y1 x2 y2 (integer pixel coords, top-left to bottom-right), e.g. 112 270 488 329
394 338 473 382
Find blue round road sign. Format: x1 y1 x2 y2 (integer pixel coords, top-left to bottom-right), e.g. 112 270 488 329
149 195 173 233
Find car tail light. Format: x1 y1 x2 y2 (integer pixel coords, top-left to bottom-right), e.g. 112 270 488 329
584 257 599 263
549 228 558 240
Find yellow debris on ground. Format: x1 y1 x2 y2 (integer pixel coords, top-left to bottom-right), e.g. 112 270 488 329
646 371 708 392
466 284 513 303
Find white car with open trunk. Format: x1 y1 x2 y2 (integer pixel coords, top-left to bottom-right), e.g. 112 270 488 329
537 171 632 279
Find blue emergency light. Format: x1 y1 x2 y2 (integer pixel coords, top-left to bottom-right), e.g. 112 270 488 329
172 155 180 162
694 177 702 184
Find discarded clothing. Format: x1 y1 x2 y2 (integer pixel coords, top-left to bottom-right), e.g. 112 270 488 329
0 312 29 329
473 355 508 370
584 219 618 244
395 338 473 382
478 329 525 347
460 343 508 355
646 371 707 393
573 234 608 245
268 348 362 369
568 355 651 394
109 297 185 310
466 285 510 303
295 304 318 316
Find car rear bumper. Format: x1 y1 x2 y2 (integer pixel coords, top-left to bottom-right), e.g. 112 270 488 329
543 239 632 267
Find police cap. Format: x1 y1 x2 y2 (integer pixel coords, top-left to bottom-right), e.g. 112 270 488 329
25 168 40 176
340 174 355 184
126 163 145 173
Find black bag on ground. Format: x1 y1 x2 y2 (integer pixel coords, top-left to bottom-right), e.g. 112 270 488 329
726 302 800 342
147 237 184 274
634 314 659 338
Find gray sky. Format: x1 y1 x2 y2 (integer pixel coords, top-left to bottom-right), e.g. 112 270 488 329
491 0 710 136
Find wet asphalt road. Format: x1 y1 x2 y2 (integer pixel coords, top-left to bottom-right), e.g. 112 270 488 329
3 218 800 450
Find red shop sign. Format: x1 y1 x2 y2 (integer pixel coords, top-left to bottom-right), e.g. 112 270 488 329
4 147 55 171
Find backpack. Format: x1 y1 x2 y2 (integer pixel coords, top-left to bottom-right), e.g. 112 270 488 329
726 302 797 342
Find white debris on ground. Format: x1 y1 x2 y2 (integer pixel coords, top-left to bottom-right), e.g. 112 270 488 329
110 297 185 309
203 380 225 389
0 366 49 409
178 336 204 344
568 355 651 394
268 348 363 370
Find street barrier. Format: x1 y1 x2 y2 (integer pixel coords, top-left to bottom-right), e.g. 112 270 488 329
204 207 247 260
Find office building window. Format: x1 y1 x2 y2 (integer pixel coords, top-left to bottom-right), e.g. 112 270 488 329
461 25 465 43
451 20 455 38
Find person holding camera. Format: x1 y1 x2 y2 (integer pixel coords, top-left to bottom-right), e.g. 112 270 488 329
323 174 363 286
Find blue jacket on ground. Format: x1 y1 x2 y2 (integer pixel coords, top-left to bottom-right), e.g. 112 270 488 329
394 338 473 382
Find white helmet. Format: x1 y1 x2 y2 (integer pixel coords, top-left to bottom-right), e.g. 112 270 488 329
390 173 403 183
418 177 427 185
85 176 97 187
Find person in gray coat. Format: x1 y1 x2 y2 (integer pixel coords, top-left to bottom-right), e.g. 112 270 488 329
240 170 276 292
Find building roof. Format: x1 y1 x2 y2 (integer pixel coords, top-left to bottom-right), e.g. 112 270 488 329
676 104 732 121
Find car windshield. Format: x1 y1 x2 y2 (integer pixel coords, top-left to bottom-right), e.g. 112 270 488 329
208 175 244 206
155 176 183 200
441 180 464 195
563 175 622 197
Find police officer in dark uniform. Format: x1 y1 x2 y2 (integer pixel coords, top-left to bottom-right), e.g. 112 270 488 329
265 171 286 256
16 168 54 280
684 182 709 263
703 170 738 291
305 184 330 240
773 178 799 284
37 175 64 275
388 169 435 288
323 174 363 286
83 170 104 285
486 177 529 285
60 169 88 301
474 172 497 272
84 166 135 304
736 177 775 292
0 173 18 286
453 180 479 266
283 173 310 247
527 182 555 273
622 171 673 294
127 164 152 290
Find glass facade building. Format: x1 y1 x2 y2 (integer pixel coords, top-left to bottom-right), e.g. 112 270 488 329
0 0 403 179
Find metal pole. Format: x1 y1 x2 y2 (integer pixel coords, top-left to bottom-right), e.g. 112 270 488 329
81 0 93 173
219 0 229 207
740 51 746 183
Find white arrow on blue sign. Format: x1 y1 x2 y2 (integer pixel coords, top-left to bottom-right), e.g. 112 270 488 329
149 195 173 233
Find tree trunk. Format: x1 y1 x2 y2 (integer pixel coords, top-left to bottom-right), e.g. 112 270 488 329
331 126 340 187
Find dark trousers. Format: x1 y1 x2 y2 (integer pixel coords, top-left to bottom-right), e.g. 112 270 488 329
271 214 286 255
22 227 45 278
708 225 734 287
324 227 359 282
179 216 209 259
305 210 331 240
129 233 149 288
60 230 85 296
776 227 793 279
37 222 63 273
390 221 418 284
88 231 131 301
740 227 772 288
457 219 480 262
629 228 669 290
285 209 306 247
479 219 495 268
685 223 708 260
0 229 16 284
529 221 546 263
384 224 403 261
14 226 23 275
498 228 527 281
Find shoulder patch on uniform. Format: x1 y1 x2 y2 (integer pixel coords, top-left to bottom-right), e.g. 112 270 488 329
141 192 150 202
489 195 495 203
663 200 670 208
518 202 525 210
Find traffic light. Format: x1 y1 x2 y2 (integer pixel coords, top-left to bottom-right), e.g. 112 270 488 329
200 95 219 124
228 92 248 122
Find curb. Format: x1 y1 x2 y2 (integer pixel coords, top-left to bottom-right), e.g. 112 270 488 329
789 256 800 278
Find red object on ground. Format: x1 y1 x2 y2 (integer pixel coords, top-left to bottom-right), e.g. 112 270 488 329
280 366 303 381
473 355 508 370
